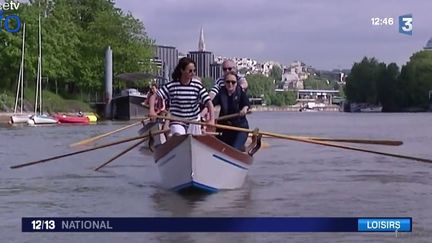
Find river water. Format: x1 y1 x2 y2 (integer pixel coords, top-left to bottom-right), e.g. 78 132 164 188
1 112 431 242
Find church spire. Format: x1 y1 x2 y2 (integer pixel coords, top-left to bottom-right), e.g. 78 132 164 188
198 27 205 51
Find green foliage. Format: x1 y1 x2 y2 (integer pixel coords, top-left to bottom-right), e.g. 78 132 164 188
245 74 274 98
345 52 432 111
202 77 213 90
245 74 296 106
304 76 336 90
345 57 381 104
0 91 16 110
269 91 296 106
399 51 432 109
269 65 282 82
0 0 155 105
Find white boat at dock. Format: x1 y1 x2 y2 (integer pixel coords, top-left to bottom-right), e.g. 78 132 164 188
28 114 59 125
10 114 32 124
153 134 259 192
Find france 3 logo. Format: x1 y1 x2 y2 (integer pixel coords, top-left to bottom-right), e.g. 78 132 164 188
398 14 412 36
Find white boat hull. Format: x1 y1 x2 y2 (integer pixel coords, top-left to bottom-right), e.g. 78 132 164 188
154 135 252 192
10 114 31 124
28 115 58 125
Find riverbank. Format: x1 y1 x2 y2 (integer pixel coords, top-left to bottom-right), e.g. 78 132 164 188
0 89 93 114
251 105 340 112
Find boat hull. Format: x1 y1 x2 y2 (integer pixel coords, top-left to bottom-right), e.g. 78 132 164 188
54 114 90 124
28 115 59 125
154 135 252 192
112 94 148 120
10 114 31 124
85 113 98 123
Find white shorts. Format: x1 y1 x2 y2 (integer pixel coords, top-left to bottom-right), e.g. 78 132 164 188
169 116 202 136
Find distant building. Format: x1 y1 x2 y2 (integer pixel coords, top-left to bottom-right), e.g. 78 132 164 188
188 28 214 78
210 62 223 81
188 51 214 78
425 37 432 51
155 45 179 83
281 72 303 90
296 89 340 105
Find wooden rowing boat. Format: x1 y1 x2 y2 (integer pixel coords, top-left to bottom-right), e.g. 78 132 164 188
153 134 255 193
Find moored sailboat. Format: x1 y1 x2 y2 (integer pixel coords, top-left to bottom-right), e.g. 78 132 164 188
10 23 31 124
27 11 58 126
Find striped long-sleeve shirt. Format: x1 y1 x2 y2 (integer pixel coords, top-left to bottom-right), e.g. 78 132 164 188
156 80 210 119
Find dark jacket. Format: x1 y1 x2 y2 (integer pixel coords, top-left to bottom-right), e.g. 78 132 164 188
213 84 249 127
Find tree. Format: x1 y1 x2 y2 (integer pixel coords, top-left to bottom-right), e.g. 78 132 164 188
376 63 400 111
269 65 282 82
345 57 381 104
398 51 432 109
304 76 336 90
202 77 213 90
245 74 274 98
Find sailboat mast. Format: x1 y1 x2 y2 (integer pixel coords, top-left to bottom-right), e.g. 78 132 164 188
14 23 26 114
20 23 26 113
38 12 42 115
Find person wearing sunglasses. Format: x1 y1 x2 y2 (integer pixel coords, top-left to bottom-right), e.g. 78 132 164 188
209 59 248 100
148 57 215 136
212 71 250 151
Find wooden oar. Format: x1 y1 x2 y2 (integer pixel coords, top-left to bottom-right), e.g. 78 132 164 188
10 129 168 169
154 115 432 164
216 112 400 146
69 120 146 147
94 138 148 171
216 111 252 122
248 134 402 146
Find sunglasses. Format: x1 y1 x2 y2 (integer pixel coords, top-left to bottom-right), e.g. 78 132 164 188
225 80 237 85
222 67 233 71
188 69 196 73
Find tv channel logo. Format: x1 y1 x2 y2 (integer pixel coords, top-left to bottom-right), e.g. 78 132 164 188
399 14 413 36
0 10 22 33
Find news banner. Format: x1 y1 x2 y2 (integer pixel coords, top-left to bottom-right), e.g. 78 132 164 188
22 217 412 232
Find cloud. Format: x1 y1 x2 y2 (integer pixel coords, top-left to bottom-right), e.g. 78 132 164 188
115 0 432 69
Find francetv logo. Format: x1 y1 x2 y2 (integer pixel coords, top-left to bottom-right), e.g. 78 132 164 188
0 1 22 33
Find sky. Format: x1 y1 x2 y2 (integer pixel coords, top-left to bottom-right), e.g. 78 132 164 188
115 0 431 70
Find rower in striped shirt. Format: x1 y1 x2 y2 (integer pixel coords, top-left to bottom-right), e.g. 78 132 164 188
149 57 215 135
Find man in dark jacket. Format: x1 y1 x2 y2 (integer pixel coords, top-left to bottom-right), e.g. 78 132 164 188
212 71 250 151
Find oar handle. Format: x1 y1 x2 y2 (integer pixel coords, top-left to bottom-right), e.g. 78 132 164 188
216 111 252 122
